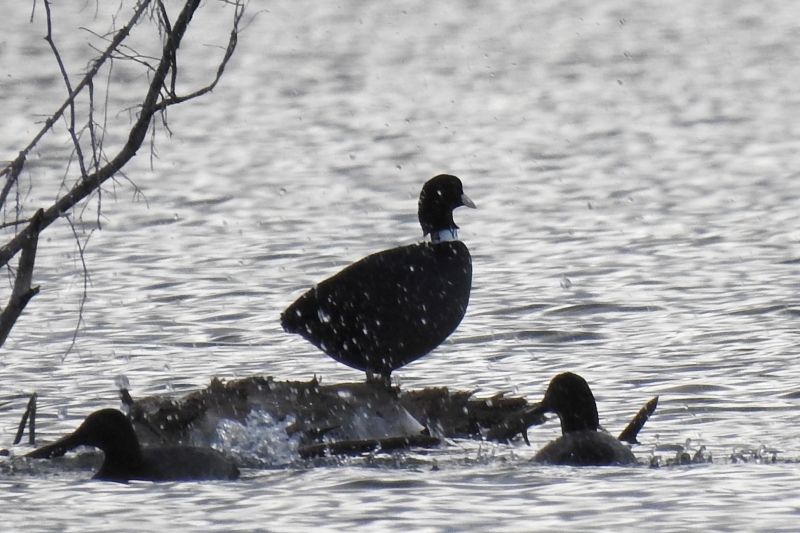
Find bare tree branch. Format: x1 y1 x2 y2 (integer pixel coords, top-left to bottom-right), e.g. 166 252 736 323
0 0 152 212
0 0 245 348
155 1 245 111
0 209 43 346
0 0 232 269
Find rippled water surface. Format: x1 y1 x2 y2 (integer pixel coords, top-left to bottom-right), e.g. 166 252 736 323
2 0 800 531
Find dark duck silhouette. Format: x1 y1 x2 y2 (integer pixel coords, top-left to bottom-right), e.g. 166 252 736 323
281 174 475 382
26 409 239 482
530 373 649 466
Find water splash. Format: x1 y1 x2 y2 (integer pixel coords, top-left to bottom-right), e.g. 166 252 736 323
211 411 301 467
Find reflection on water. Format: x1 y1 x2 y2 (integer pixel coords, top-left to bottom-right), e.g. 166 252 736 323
2 0 800 530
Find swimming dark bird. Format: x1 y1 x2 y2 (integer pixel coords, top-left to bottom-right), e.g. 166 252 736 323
281 174 475 382
26 409 239 482
530 373 644 466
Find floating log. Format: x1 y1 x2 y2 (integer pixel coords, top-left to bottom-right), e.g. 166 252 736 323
121 376 549 452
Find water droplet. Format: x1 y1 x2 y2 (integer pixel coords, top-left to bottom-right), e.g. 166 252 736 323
114 375 130 389
349 153 356 160
317 309 331 323
560 275 572 289
279 187 287 196
58 407 68 420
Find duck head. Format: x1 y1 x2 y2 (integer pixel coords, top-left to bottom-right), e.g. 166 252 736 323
532 372 600 434
27 408 143 467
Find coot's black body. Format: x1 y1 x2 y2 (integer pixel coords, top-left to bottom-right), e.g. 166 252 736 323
27 409 239 482
281 175 474 380
530 373 639 467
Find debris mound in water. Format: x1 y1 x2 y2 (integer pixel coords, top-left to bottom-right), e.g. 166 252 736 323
121 376 547 458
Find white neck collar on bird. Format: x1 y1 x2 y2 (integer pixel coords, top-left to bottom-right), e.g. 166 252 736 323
430 228 459 243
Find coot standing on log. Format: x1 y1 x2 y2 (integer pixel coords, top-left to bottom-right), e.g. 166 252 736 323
281 175 475 383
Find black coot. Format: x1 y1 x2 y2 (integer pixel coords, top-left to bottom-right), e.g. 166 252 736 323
281 175 475 382
27 409 239 482
530 373 641 466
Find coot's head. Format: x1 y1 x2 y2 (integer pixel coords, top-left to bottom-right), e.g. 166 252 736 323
418 174 476 238
533 372 600 434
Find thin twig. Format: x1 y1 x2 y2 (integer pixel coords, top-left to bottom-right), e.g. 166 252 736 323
43 0 88 179
0 0 152 213
62 215 94 361
0 0 206 269
0 157 26 220
154 1 245 111
0 217 37 230
0 0 244 349
13 393 38 445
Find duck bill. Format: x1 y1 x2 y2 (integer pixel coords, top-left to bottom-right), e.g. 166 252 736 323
461 193 476 209
526 401 550 418
25 431 82 460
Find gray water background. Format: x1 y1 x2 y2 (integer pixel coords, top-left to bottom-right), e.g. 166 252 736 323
2 0 800 531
